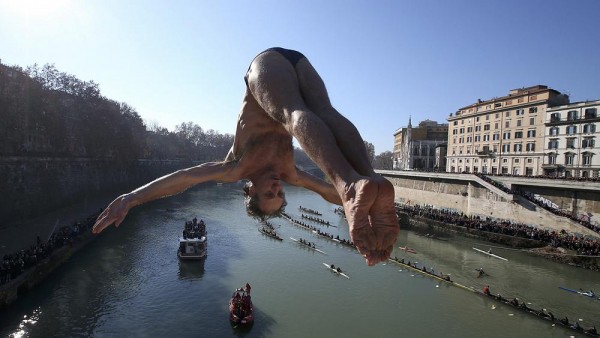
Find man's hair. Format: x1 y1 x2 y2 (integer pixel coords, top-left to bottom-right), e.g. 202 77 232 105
242 181 287 220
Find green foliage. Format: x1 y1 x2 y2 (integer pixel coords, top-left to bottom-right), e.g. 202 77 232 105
0 62 232 162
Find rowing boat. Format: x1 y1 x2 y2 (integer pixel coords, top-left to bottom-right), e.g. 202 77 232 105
258 227 283 241
290 237 327 254
398 246 417 254
559 286 599 300
322 263 350 279
473 247 508 261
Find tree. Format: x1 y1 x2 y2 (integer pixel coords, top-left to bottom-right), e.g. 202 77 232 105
364 141 375 165
373 151 393 170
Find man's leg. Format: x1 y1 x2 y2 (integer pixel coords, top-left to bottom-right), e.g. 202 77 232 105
246 50 396 265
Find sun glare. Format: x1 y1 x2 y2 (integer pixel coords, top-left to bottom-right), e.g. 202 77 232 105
1 0 71 19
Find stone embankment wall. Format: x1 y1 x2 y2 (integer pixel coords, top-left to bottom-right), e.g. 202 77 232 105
382 172 600 238
0 157 199 225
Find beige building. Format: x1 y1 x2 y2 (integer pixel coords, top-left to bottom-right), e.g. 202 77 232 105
543 100 600 178
446 85 569 175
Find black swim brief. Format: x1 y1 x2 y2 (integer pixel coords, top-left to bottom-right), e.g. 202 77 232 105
244 47 306 86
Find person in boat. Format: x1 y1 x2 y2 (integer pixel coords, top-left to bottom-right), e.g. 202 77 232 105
482 285 490 295
245 283 251 294
330 264 335 270
509 298 519 307
91 47 399 266
476 268 485 278
586 326 597 335
336 267 342 273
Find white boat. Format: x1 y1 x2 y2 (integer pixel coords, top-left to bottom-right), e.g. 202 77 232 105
473 247 508 261
290 237 327 254
323 263 350 279
178 236 207 260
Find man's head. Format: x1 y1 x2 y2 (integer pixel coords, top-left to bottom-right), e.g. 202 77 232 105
242 175 287 220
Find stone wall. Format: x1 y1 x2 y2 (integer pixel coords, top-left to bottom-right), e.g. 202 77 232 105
381 171 600 238
0 157 199 224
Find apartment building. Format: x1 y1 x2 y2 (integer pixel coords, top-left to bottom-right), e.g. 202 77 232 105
446 85 569 175
393 118 448 170
543 100 600 178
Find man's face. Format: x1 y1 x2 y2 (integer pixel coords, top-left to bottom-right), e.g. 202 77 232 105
251 174 286 214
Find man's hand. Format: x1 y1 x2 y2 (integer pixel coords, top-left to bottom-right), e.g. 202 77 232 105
342 177 399 265
92 194 132 234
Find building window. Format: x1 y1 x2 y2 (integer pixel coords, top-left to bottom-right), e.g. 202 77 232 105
566 125 577 134
548 153 557 164
505 121 510 128
549 127 559 136
514 158 520 163
530 95 537 101
582 138 595 148
550 113 560 123
467 136 472 142
459 128 465 133
503 158 508 163
526 167 533 176
493 133 500 141
515 131 523 138
467 127 473 133
565 153 575 165
475 125 481 132
484 124 490 131
567 110 578 121
494 103 502 108
486 115 490 120
495 122 499 129
566 138 576 149
548 140 559 149
505 111 510 117
583 153 593 165
503 132 511 140
526 143 535 151
495 113 499 119
514 144 522 152
527 129 536 138
585 108 597 119
502 144 510 152
530 117 535 125
459 137 464 143
527 158 533 164
516 120 522 127
453 121 458 126
493 145 499 152
516 109 525 116
518 98 524 103
529 107 538 114
583 124 596 133
474 135 480 142
483 134 490 141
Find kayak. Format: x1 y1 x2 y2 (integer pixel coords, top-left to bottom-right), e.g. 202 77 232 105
322 263 350 279
473 247 508 261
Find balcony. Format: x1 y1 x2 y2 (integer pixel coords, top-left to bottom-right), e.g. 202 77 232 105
476 150 494 157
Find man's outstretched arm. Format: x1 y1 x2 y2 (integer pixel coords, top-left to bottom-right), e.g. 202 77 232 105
290 167 342 205
92 161 239 234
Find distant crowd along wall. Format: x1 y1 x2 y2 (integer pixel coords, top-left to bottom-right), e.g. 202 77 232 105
382 172 600 231
0 157 200 225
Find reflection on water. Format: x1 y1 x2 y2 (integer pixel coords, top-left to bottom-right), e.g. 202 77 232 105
177 259 206 280
0 183 598 338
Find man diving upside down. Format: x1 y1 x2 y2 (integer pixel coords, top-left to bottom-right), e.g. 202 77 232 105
92 47 399 265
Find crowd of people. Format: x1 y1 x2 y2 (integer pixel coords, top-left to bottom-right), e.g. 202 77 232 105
182 217 206 239
1 211 100 286
474 173 600 235
397 203 600 256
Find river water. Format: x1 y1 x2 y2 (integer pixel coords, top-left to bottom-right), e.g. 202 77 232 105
1 183 598 338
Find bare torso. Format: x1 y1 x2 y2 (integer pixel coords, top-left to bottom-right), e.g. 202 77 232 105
228 88 297 182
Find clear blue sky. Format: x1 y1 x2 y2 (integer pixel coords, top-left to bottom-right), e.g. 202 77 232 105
1 0 599 153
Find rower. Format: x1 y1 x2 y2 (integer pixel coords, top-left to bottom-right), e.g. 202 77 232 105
330 264 335 270
477 268 485 278
336 267 342 273
483 285 490 295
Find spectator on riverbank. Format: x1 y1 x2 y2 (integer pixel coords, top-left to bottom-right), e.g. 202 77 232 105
397 203 600 257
